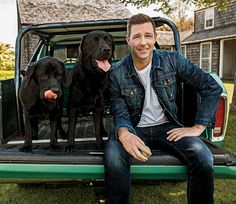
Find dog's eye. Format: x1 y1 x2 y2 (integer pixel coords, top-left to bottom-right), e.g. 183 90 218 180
40 73 48 80
92 38 98 44
57 76 62 81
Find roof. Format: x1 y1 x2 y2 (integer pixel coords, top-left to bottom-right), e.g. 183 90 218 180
157 30 193 46
17 0 131 25
182 24 236 44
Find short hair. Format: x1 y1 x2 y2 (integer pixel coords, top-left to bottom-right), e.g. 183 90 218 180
127 13 156 36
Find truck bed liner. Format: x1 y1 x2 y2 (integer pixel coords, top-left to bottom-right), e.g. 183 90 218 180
0 116 235 166
0 140 235 166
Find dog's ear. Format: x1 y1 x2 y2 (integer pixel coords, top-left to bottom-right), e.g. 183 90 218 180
20 70 27 77
108 33 115 64
63 70 72 88
78 36 85 63
23 63 37 87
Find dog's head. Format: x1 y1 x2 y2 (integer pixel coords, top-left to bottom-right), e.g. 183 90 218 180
21 56 71 101
79 30 114 73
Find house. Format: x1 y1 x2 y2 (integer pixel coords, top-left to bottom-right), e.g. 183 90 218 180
16 0 131 69
157 30 192 53
182 2 236 80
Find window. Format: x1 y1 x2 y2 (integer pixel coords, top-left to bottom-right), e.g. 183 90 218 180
53 44 79 63
160 46 173 51
200 42 212 71
205 7 214 29
181 45 186 57
113 43 130 62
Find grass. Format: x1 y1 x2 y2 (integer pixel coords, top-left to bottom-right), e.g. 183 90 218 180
0 80 235 203
223 81 234 104
0 70 14 80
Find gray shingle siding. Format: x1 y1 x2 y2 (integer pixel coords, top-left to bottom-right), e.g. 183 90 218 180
194 3 236 33
215 3 236 27
194 11 204 33
211 40 220 74
186 44 200 67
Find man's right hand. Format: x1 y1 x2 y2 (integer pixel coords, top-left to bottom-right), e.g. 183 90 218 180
118 128 152 162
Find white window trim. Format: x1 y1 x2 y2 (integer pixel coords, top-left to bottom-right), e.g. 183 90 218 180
200 42 212 72
181 45 187 57
204 7 214 29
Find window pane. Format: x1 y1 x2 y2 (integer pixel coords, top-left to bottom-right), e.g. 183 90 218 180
201 59 210 71
206 19 213 27
113 44 130 61
205 8 214 28
202 44 210 58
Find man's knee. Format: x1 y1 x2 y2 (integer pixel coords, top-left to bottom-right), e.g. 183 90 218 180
104 139 129 173
190 141 214 170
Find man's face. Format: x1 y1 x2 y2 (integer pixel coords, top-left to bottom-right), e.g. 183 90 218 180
126 22 156 67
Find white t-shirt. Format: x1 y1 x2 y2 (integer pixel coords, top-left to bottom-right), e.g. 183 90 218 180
135 62 169 127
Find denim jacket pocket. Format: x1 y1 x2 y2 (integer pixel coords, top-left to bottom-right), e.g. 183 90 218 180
121 87 143 108
154 74 177 102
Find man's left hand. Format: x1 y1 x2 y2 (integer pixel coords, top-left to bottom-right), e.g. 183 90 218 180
166 124 206 142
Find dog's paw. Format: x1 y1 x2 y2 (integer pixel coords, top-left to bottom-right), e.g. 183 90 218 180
49 144 61 152
19 145 32 152
59 131 68 140
64 145 75 152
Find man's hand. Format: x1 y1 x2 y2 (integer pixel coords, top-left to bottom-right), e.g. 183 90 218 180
118 128 152 162
166 124 206 142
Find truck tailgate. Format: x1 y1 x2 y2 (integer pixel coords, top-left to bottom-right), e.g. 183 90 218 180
0 140 235 182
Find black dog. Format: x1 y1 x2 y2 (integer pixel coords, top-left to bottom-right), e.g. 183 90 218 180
19 56 72 152
66 30 114 151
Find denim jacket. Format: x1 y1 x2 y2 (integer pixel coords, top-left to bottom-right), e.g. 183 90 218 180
109 50 223 136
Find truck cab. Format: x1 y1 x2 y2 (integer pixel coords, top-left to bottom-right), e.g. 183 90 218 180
0 17 235 184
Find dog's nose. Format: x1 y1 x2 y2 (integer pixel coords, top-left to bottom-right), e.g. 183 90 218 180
50 87 60 93
103 48 111 54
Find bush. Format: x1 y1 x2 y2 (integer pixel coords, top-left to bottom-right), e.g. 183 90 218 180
0 42 15 70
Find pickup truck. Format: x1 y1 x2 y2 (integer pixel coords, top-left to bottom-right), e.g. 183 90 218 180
0 17 235 192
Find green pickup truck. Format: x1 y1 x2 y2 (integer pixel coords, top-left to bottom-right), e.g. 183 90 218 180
0 17 235 187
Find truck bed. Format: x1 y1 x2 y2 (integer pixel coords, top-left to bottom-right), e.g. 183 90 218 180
0 116 235 167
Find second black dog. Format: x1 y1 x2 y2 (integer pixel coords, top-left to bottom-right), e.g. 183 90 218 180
66 30 114 151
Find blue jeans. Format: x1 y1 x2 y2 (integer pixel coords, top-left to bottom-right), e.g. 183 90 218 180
104 122 214 204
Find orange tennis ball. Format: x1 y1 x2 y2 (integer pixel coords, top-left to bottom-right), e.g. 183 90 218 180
44 90 57 100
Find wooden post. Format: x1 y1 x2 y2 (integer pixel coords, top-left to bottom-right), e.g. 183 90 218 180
231 71 236 112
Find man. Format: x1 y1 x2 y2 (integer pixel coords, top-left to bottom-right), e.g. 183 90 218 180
104 13 222 204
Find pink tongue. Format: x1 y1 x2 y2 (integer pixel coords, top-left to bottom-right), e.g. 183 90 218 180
95 60 111 72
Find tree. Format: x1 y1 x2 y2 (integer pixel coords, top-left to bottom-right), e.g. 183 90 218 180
122 0 235 14
0 42 15 70
166 0 194 31
156 0 194 32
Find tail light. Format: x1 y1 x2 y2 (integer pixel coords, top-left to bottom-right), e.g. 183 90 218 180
213 98 225 137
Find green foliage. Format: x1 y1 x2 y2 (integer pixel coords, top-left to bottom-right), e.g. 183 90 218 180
0 70 14 80
122 0 236 14
0 42 15 71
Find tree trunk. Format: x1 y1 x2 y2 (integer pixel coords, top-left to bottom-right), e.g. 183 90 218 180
231 71 236 112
